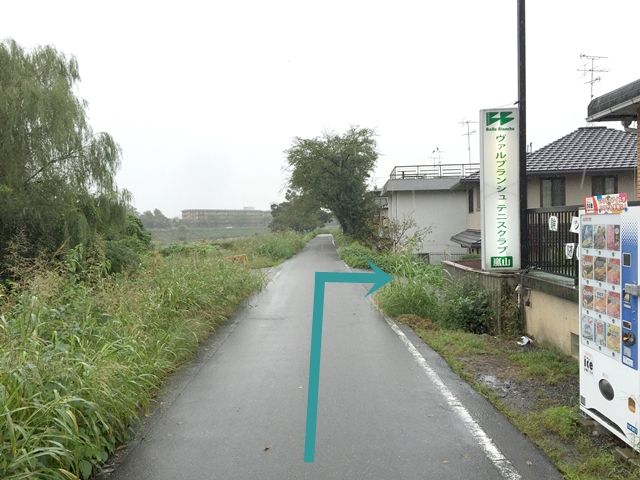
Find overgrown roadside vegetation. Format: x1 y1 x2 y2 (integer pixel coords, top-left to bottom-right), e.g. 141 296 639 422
0 232 311 480
337 234 496 333
159 231 314 269
399 316 640 480
336 234 640 480
149 225 270 245
0 38 317 479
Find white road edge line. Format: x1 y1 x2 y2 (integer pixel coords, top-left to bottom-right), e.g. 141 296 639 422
338 256 520 479
383 316 522 480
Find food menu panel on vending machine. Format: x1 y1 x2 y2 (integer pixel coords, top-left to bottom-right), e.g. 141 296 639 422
580 219 623 361
619 213 639 370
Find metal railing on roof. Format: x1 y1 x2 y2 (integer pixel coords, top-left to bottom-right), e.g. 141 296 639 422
389 163 480 180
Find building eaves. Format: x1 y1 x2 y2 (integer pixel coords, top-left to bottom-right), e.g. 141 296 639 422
587 78 640 122
382 177 461 194
450 229 481 249
450 171 481 190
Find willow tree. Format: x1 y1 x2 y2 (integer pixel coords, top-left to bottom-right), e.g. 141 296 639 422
0 39 130 267
285 126 378 238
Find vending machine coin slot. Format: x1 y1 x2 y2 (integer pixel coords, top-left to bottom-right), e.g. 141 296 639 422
623 332 637 347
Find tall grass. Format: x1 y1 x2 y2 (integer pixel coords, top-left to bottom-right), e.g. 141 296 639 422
337 239 444 319
159 231 313 268
338 241 441 280
337 237 493 333
0 231 312 479
247 231 313 264
149 226 270 245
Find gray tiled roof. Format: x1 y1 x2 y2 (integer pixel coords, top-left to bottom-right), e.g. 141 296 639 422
453 126 637 187
527 126 636 174
459 171 480 182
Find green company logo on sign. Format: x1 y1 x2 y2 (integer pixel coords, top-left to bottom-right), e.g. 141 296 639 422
491 256 513 268
486 111 514 126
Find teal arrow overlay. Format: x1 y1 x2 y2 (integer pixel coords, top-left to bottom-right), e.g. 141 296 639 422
304 261 392 463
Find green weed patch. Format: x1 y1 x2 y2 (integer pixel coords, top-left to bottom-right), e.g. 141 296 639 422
398 321 640 480
337 238 493 333
159 231 312 269
0 232 311 479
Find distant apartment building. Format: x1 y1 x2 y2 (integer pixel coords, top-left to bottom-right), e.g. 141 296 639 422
181 209 271 227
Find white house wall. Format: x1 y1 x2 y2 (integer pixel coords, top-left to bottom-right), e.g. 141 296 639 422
466 185 481 230
620 174 637 200
389 190 467 255
526 172 636 208
463 173 636 230
526 178 539 208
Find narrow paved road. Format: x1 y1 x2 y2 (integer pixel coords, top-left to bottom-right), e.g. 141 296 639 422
108 235 562 480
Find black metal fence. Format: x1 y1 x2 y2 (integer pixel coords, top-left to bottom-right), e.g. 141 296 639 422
524 205 580 281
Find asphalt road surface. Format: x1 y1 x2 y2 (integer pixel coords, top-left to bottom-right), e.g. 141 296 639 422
107 235 562 480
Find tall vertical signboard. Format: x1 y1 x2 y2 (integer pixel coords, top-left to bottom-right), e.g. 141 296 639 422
480 108 521 270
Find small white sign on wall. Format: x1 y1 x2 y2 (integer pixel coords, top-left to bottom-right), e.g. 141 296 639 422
565 243 576 259
548 216 558 232
570 216 580 234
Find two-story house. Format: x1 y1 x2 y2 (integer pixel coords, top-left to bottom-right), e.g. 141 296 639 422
380 163 479 262
451 126 638 252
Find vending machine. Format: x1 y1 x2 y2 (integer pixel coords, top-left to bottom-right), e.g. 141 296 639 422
579 195 640 451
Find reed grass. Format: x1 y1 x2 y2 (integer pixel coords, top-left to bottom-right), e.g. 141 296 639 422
0 232 310 479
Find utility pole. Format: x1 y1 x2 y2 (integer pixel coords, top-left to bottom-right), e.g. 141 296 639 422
518 0 527 271
578 54 608 100
459 120 478 164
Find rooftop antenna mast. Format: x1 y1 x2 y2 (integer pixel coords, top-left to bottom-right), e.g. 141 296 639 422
578 54 609 100
431 147 443 166
459 119 478 164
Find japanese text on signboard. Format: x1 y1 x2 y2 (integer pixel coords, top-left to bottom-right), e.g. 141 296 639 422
496 134 508 255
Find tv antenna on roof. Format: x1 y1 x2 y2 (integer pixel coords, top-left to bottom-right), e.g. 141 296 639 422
578 54 609 100
431 147 443 165
459 119 478 164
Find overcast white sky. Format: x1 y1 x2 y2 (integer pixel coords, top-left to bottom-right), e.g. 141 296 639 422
2 1 638 216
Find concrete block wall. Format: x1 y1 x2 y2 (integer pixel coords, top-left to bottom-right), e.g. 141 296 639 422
442 261 581 356
521 274 579 357
441 261 519 335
